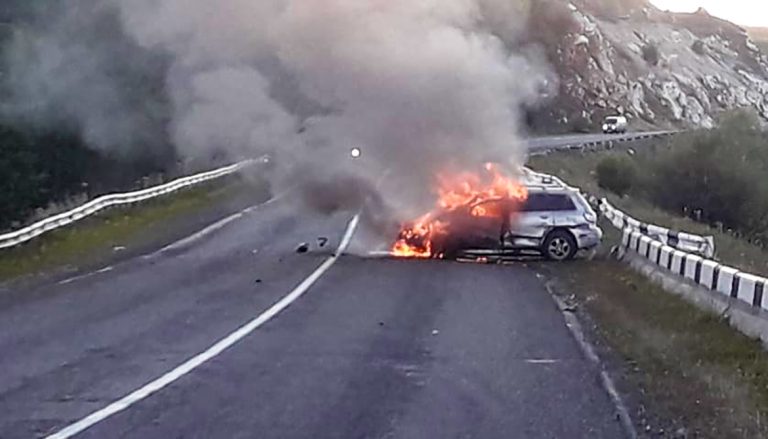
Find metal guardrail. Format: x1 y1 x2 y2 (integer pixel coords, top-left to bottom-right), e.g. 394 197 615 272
528 130 677 156
599 199 716 258
0 160 256 250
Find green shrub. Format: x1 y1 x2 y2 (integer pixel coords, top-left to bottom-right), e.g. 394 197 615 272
645 110 768 238
597 155 636 195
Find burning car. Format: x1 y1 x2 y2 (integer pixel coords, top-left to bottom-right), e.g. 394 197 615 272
392 165 602 261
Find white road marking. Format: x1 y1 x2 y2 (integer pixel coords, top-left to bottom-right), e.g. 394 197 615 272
58 274 90 286
58 192 290 286
46 214 361 439
58 267 113 285
146 191 288 258
152 213 244 254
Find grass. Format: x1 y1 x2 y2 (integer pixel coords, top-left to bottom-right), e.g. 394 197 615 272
527 147 768 277
531 145 768 436
541 256 768 438
0 177 267 282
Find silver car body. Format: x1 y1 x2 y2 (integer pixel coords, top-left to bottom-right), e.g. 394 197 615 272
503 187 603 253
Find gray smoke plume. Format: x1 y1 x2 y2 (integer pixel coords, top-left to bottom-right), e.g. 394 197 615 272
4 0 554 244
2 0 173 161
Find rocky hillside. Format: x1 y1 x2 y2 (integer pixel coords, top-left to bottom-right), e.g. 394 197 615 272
527 0 768 131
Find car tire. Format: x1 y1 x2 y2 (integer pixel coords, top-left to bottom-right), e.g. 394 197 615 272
543 230 577 261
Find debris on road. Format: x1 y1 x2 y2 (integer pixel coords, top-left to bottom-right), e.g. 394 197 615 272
317 237 329 248
295 243 310 254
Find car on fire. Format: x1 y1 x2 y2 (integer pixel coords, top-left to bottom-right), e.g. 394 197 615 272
434 188 601 260
397 179 602 261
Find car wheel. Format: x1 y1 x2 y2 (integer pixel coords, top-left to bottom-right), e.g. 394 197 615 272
543 230 577 261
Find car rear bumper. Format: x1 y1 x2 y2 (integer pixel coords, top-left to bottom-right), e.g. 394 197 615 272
574 225 603 249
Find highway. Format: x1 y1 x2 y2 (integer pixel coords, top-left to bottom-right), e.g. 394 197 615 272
0 132 657 438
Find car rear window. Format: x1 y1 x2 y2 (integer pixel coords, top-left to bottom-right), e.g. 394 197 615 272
521 193 576 212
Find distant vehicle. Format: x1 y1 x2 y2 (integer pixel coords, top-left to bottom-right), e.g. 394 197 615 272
602 115 628 134
428 186 603 261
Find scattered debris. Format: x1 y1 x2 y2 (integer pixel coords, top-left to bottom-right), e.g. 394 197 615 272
562 294 579 312
317 237 329 248
431 329 439 336
255 279 262 284
525 359 559 364
295 243 310 254
113 246 126 252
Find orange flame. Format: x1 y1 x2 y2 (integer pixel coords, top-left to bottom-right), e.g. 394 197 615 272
391 163 528 258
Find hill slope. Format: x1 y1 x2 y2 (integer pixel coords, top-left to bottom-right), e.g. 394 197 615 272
527 0 768 130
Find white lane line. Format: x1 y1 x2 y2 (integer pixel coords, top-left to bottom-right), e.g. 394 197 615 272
58 191 290 286
146 191 289 258
46 214 360 439
58 274 91 286
153 213 244 254
524 359 559 364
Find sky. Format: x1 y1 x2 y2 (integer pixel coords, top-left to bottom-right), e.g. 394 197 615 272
650 0 768 27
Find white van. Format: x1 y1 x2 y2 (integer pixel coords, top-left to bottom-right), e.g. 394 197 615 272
602 115 628 134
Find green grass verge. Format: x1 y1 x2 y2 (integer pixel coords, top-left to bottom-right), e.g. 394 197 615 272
527 148 768 277
0 178 261 282
544 258 768 438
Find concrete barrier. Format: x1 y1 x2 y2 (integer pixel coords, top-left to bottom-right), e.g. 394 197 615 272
622 228 768 313
621 227 768 345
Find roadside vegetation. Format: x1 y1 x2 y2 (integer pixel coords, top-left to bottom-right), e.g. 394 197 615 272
528 110 768 276
0 177 270 283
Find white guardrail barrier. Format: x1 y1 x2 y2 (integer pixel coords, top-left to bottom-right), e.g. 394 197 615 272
622 228 768 313
0 159 256 250
599 199 716 258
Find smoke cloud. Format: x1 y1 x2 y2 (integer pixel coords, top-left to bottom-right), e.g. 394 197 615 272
3 0 554 242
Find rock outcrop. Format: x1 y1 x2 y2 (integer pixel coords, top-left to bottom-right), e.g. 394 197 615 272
526 0 768 130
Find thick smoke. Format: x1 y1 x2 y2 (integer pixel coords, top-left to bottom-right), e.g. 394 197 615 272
2 1 173 161
4 0 553 242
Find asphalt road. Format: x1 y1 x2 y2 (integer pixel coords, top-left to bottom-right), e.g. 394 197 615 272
0 132 656 438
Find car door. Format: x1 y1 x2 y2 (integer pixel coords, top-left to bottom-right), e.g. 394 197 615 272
505 193 555 248
442 200 510 250
550 193 581 227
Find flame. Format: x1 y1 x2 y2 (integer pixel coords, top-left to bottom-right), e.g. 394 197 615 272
391 163 528 258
